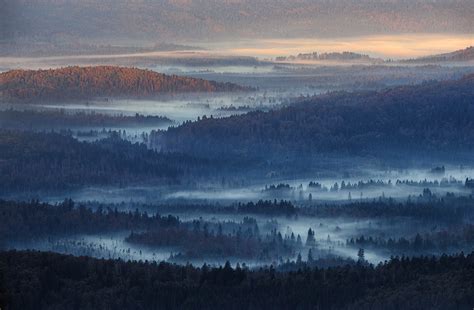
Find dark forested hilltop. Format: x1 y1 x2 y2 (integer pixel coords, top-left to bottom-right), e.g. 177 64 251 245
403 46 474 63
155 74 474 158
0 109 173 130
0 66 250 102
0 130 214 192
1 250 473 310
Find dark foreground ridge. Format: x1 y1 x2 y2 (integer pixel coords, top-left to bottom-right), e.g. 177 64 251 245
0 250 473 310
0 66 251 102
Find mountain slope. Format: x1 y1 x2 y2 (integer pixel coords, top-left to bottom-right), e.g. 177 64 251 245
404 46 474 63
0 66 250 102
154 75 474 157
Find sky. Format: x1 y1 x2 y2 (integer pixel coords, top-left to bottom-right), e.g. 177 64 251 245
203 34 474 59
1 0 474 59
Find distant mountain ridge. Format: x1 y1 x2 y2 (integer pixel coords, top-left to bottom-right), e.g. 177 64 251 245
0 42 204 57
275 51 383 63
276 47 474 64
0 66 250 102
403 46 474 63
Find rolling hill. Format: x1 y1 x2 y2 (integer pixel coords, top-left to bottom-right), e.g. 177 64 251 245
404 46 474 63
0 66 250 102
154 74 474 157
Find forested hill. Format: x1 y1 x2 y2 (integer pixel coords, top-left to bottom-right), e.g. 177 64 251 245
1 250 473 309
155 74 474 158
404 46 474 63
0 130 214 192
0 66 250 102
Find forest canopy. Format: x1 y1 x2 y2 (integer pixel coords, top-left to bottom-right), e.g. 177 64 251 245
0 66 251 102
1 250 473 310
0 130 211 191
155 74 474 157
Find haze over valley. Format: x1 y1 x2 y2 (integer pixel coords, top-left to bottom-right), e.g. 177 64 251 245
1 1 474 309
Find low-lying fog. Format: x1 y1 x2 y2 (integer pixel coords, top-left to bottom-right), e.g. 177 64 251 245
6 211 468 266
5 162 472 267
35 93 278 123
25 166 472 205
2 50 474 269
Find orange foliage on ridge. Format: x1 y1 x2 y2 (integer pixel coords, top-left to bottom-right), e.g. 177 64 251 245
0 66 248 102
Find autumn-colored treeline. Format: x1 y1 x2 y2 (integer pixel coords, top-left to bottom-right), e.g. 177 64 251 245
0 66 250 102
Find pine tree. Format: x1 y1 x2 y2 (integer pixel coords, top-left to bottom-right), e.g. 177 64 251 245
357 248 365 263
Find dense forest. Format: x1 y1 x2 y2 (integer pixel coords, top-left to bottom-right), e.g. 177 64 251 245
347 225 474 255
4 195 473 245
300 194 474 223
154 74 474 158
0 109 173 130
237 200 297 216
150 194 474 223
4 196 474 262
0 199 179 245
0 199 304 262
0 66 250 102
1 250 473 309
0 130 214 191
87 194 474 222
126 224 295 262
